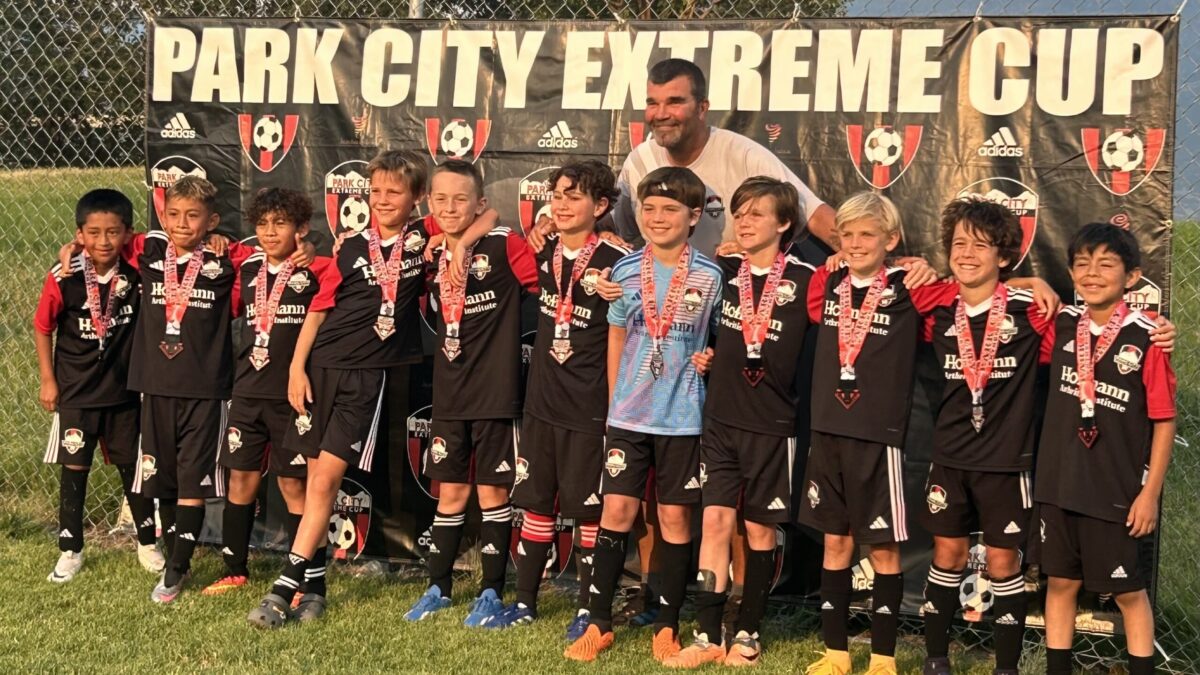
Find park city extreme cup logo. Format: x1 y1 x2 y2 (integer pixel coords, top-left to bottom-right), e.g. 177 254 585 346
1081 128 1166 196
406 405 439 500
148 155 207 228
425 118 491 163
518 167 557 235
238 114 299 173
956 177 1038 266
329 477 372 560
324 160 372 236
846 124 923 189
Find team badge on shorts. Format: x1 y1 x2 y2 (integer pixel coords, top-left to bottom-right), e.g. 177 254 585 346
62 428 85 454
604 448 627 477
514 457 529 485
807 480 820 508
294 411 313 435
140 455 157 482
927 485 949 513
226 427 242 452
430 436 448 464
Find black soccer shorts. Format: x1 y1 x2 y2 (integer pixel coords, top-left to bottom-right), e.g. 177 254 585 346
44 400 139 467
919 463 1033 549
219 396 306 479
700 418 796 523
284 366 386 472
599 426 702 506
511 415 604 520
424 418 519 486
134 394 225 500
796 431 909 544
1036 502 1147 594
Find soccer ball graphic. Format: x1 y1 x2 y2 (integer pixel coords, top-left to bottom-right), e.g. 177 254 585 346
864 128 904 166
329 514 356 550
959 572 994 613
340 196 371 232
440 120 474 158
1101 131 1144 172
253 117 283 152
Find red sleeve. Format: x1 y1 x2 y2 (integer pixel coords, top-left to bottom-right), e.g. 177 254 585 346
1028 303 1056 365
426 216 442 237
230 268 244 319
909 279 959 315
921 312 936 343
122 232 146 270
309 254 343 313
1143 344 1177 420
227 240 255 270
506 232 539 293
33 272 64 335
807 266 830 324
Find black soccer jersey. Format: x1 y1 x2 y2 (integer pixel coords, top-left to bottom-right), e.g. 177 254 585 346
926 285 1053 472
428 226 539 420
309 220 435 370
233 254 333 400
127 231 242 400
523 234 628 434
1035 307 1176 524
806 266 958 447
704 253 814 437
34 255 140 408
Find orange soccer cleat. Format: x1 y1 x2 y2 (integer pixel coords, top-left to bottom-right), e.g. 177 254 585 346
563 624 615 662
201 574 248 596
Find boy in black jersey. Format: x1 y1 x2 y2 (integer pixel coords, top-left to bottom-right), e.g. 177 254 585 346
488 161 627 634
799 192 956 675
404 160 539 627
34 189 161 583
665 177 814 668
202 188 333 597
1036 224 1175 675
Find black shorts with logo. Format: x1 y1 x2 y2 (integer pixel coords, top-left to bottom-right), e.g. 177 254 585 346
919 463 1033 549
44 401 140 466
511 415 604 520
284 366 386 472
700 419 796 523
134 394 225 500
1035 502 1146 594
796 431 908 544
424 418 518 486
599 426 701 506
219 396 306 479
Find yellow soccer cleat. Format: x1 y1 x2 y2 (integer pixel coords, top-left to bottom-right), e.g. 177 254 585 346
866 654 897 675
806 649 852 675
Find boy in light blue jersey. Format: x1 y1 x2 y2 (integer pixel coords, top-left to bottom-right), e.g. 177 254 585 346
565 166 721 664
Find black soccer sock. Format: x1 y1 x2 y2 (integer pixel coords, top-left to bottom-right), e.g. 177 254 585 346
924 565 964 658
736 548 776 637
428 510 466 597
116 463 157 546
654 540 692 633
58 467 88 553
270 552 308 599
304 543 328 597
479 503 514 596
587 528 629 632
991 572 1027 671
284 511 302 550
515 511 555 612
1128 654 1154 675
1046 647 1073 675
575 522 598 611
695 590 728 645
164 504 204 587
221 502 254 577
821 567 853 651
159 499 178 559
871 572 903 657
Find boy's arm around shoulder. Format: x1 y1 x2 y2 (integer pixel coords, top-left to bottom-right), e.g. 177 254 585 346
1127 344 1177 537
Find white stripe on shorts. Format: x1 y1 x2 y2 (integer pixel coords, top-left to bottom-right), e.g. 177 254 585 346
1019 470 1032 510
213 403 229 498
887 446 907 541
44 412 61 463
358 372 388 472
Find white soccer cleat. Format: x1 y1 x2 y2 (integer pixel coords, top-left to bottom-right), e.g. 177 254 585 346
48 550 84 583
137 543 166 573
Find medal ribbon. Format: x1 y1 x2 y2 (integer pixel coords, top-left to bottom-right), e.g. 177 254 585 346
640 244 692 350
367 226 405 306
1075 302 1128 443
954 284 1008 416
738 253 787 351
836 268 888 372
83 255 118 350
253 260 295 338
163 243 205 330
552 235 599 328
438 244 475 330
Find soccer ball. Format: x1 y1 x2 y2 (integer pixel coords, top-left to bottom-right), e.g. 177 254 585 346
253 116 283 152
959 572 994 613
1101 131 1144 172
440 120 474 158
864 127 904 166
329 514 356 550
340 196 371 232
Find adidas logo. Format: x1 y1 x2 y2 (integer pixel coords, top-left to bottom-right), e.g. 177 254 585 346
180 532 196 541
351 441 362 452
353 256 370 269
482 543 500 555
1063 339 1076 353
200 475 213 487
540 261 549 272
584 493 601 506
996 613 1018 625
767 497 786 511
291 455 306 466
221 546 234 556
684 477 702 490
659 596 669 606
922 601 939 615
289 553 305 564
160 112 197 139
537 120 579 149
1111 566 1128 579
59 529 73 538
821 601 835 610
1004 521 1022 534
876 605 892 615
141 517 155 528
869 516 889 530
429 543 440 553
978 126 1024 157
495 461 511 472
517 542 527 556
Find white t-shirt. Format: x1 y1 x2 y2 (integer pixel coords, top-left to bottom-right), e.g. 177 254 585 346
612 127 825 256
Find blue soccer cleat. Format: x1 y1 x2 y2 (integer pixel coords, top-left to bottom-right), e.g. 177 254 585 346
485 602 536 629
463 588 504 627
566 609 591 641
404 586 450 622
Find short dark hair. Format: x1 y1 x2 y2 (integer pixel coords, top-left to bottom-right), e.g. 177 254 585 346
75 189 133 229
648 58 707 101
940 196 1023 279
549 160 619 218
637 166 706 213
1068 222 1141 272
165 175 217 210
367 149 429 196
246 187 313 230
731 176 801 243
431 159 484 199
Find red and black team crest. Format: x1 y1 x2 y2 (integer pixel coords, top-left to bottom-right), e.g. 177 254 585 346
329 477 372 560
148 155 207 227
846 124 923 189
518 167 558 235
956 177 1038 265
1081 128 1166 196
425 118 491 163
324 159 372 236
238 113 299 173
406 405 439 500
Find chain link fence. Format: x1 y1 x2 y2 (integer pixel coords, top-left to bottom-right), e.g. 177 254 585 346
1 0 1196 670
